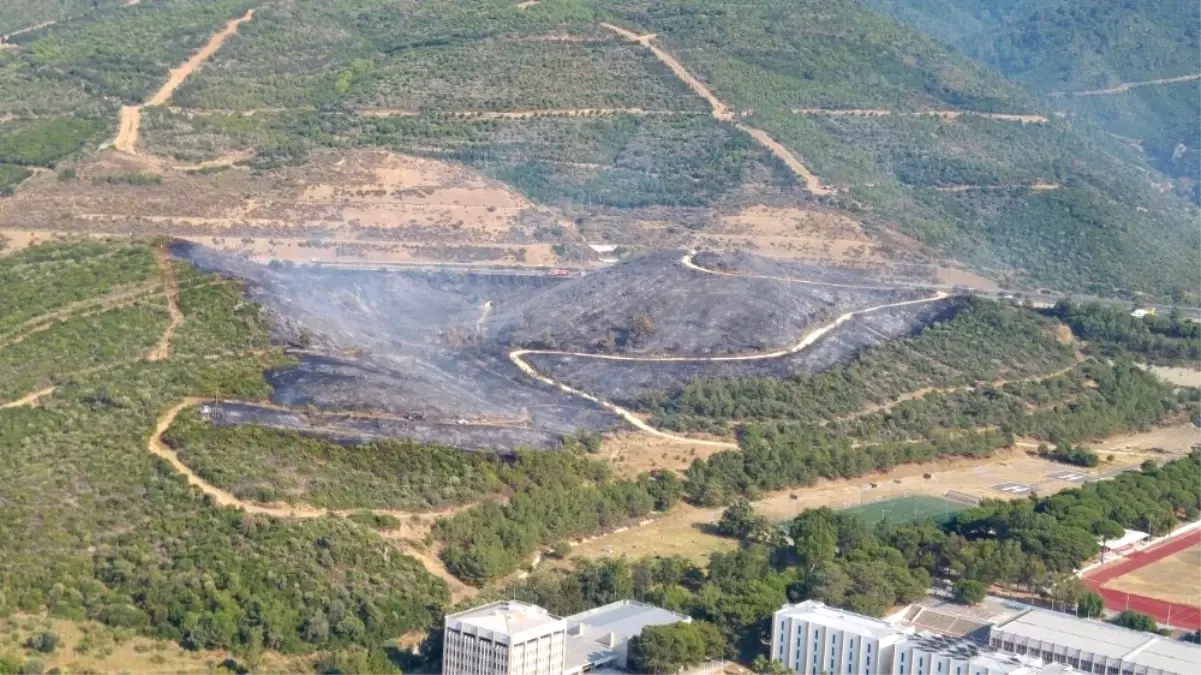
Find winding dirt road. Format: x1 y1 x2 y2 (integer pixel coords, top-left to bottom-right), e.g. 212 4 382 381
147 396 476 598
114 9 255 154
600 22 833 196
506 252 948 447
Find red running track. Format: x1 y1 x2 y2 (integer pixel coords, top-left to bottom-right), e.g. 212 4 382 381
1083 529 1201 630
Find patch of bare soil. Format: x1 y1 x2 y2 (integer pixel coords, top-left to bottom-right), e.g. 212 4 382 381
1143 365 1201 388
704 204 895 265
933 182 1061 193
936 266 1000 290
0 149 580 266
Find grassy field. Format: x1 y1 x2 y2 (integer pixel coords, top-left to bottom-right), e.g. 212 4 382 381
840 494 969 526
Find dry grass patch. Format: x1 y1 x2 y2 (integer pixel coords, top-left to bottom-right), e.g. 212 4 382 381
0 149 580 265
566 433 1187 566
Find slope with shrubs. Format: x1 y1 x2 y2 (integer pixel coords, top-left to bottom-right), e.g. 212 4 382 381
860 0 1201 200
0 241 449 660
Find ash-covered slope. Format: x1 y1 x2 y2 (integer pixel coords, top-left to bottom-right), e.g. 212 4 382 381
486 250 923 356
175 244 949 451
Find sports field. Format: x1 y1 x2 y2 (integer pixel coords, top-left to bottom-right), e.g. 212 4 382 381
1084 529 1201 630
841 495 970 526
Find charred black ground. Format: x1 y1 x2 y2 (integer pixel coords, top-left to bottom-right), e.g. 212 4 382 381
174 244 954 451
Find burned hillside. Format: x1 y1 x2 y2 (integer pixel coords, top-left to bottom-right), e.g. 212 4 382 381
175 244 954 451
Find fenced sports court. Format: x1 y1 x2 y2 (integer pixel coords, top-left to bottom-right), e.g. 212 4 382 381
840 493 973 526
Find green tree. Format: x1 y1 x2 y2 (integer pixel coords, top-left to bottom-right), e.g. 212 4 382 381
1077 592 1105 618
751 655 792 674
24 632 58 654
628 621 725 674
954 579 988 605
1114 610 1160 633
717 499 770 541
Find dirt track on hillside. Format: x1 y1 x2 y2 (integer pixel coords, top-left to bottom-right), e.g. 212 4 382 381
507 251 947 447
1063 73 1201 96
113 9 255 154
147 247 183 361
793 108 1047 124
147 396 476 598
0 386 55 409
600 22 834 196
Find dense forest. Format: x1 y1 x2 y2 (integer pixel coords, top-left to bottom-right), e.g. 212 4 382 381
1047 300 1201 364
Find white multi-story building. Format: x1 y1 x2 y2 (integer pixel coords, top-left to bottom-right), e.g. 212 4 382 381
989 608 1201 675
443 601 568 675
896 631 1058 675
771 601 907 675
771 601 1094 675
443 599 691 675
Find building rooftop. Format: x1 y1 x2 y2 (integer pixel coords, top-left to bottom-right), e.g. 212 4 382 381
993 609 1201 674
776 600 901 641
903 632 1046 674
566 600 692 643
446 601 565 641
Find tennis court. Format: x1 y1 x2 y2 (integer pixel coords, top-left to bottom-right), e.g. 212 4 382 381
841 495 970 526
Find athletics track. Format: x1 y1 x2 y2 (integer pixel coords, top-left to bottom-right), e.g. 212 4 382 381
1083 529 1201 630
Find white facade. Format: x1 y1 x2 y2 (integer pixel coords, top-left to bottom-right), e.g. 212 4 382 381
989 609 1201 675
771 602 1093 675
443 601 568 675
771 601 904 675
896 632 1050 675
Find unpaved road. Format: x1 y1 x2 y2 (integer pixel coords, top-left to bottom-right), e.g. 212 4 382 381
1 20 57 42
114 9 255 154
793 108 1047 124
600 22 834 196
507 251 947 447
361 107 701 119
148 247 183 361
0 386 55 410
1062 73 1201 96
148 396 476 599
